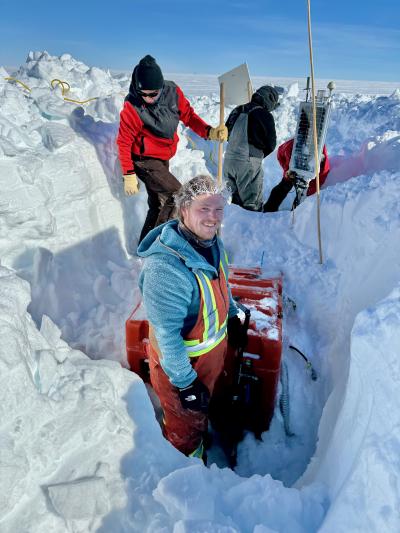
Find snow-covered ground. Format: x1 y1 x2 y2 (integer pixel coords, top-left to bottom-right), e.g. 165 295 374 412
1 50 399 532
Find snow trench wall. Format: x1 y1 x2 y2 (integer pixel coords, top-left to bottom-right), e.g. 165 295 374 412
305 286 400 531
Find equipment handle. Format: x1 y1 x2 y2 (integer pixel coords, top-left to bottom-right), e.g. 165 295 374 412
217 82 225 186
247 80 253 102
235 301 251 351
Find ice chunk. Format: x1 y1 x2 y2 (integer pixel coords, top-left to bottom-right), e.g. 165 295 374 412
154 464 216 521
47 476 109 519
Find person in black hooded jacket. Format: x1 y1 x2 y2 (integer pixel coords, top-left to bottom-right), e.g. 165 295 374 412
223 85 279 211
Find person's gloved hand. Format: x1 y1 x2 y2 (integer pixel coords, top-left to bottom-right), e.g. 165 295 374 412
208 125 228 142
123 174 139 195
227 315 244 349
284 170 298 184
289 171 308 190
178 378 210 413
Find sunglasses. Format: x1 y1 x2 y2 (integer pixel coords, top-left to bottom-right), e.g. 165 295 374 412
139 90 160 98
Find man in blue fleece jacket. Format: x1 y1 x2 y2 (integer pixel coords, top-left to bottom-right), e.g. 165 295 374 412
138 175 240 458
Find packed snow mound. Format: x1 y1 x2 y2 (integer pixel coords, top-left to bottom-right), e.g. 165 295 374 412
18 51 123 99
0 265 145 530
1 52 400 531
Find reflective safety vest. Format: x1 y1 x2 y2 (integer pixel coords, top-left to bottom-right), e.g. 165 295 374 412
183 254 230 358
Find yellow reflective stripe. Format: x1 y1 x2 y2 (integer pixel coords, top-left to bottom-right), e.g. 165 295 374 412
220 256 229 281
185 261 230 355
223 251 229 272
189 441 204 459
199 271 214 340
183 314 227 346
203 273 219 332
183 339 198 346
184 321 226 347
194 272 209 341
187 329 227 358
185 323 227 352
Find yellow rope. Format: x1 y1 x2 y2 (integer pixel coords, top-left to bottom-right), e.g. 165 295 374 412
63 96 99 104
50 78 100 104
50 78 98 103
51 78 71 96
4 77 100 105
4 77 31 92
306 0 323 264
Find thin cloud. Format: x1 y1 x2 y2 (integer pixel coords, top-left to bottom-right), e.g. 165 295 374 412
226 14 306 36
224 14 400 52
315 23 400 51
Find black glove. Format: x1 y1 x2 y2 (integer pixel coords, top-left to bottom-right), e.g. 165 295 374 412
292 173 308 190
285 170 298 184
227 315 244 349
178 378 210 413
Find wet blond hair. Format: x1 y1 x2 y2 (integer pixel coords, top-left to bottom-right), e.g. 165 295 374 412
174 175 231 219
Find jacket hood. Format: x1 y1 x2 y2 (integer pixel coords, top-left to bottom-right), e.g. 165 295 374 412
137 220 219 273
251 85 279 112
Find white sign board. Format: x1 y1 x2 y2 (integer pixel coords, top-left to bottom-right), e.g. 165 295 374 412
218 63 252 106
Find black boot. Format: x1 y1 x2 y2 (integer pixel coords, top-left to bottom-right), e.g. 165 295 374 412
263 179 294 212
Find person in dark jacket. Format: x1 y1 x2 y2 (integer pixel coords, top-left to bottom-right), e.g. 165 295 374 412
117 55 228 243
223 85 279 211
263 138 330 212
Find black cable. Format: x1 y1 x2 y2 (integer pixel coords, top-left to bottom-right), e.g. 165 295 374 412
289 345 317 381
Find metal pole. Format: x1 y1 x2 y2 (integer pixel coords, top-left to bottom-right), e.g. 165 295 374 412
306 0 323 264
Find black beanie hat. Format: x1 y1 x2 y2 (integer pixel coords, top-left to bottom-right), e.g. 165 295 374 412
134 55 164 90
252 85 280 111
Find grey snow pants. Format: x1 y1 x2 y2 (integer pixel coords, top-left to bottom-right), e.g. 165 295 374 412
224 156 264 211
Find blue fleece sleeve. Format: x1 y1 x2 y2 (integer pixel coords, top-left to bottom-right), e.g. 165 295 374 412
140 255 197 388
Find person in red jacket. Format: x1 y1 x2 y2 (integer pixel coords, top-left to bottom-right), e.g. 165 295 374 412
117 55 227 243
263 138 330 212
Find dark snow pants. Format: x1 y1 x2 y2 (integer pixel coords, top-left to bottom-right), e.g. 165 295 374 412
263 178 294 212
133 157 181 243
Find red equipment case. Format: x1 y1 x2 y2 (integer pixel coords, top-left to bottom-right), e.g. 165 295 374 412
125 267 283 435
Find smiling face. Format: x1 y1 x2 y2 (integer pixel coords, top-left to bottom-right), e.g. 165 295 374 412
181 194 225 241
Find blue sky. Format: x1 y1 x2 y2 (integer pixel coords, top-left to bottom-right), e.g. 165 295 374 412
1 0 399 81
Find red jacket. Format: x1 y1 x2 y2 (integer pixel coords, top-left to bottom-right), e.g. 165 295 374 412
278 139 330 196
117 83 210 175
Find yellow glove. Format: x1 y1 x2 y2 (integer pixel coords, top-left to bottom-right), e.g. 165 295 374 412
123 174 139 196
208 124 228 142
